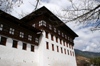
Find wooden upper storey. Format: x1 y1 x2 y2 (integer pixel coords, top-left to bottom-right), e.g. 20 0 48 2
0 10 41 45
20 6 78 45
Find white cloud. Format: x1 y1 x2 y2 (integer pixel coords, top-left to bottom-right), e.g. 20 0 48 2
67 22 100 52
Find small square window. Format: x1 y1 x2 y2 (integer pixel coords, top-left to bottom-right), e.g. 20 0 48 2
28 35 32 41
39 21 42 26
58 30 60 35
0 24 3 31
19 32 24 38
39 20 46 27
9 28 15 35
32 24 35 27
49 24 52 30
35 38 39 43
65 35 67 39
54 28 56 33
62 33 64 37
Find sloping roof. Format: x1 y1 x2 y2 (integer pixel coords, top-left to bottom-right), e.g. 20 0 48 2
21 6 78 37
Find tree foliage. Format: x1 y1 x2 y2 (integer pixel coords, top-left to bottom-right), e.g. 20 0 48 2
0 0 39 13
57 0 100 31
0 0 23 12
90 57 100 66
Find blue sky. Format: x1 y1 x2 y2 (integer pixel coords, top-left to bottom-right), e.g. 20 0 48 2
1 0 100 52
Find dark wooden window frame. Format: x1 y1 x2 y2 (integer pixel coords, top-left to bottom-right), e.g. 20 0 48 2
64 49 66 54
61 47 63 53
12 40 18 48
67 50 69 55
23 43 27 50
57 46 59 52
31 45 34 52
46 42 49 49
46 32 48 38
52 44 54 51
51 34 54 41
60 39 62 44
0 36 7 46
56 37 58 43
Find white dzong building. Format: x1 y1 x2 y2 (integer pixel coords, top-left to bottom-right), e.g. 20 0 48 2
0 6 78 66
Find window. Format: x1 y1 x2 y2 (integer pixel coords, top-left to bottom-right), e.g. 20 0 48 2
64 49 66 54
57 46 59 52
19 32 24 38
49 24 52 30
52 44 54 51
51 35 54 41
35 38 38 43
61 47 63 53
23 43 27 50
46 42 49 49
60 39 62 44
66 43 68 47
9 28 15 35
28 35 32 41
65 35 67 39
56 37 58 43
12 40 18 48
31 45 34 52
46 32 48 38
0 36 7 46
39 20 46 27
32 24 35 27
62 33 64 37
0 24 3 31
63 41 65 46
67 50 69 55
58 30 60 35
54 28 56 33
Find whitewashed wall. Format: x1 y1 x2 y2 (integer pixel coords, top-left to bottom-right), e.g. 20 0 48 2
0 31 77 66
38 31 77 66
0 35 39 66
